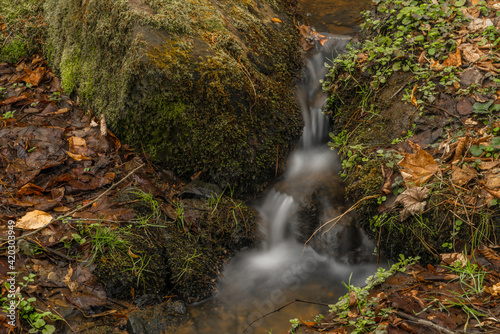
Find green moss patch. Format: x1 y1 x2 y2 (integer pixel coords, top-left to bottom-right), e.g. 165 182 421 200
43 0 304 195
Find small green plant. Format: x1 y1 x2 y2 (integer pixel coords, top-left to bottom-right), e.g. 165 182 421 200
289 318 301 334
0 87 6 98
49 92 61 102
174 201 186 232
326 256 419 333
2 110 15 119
1 275 59 334
445 252 486 295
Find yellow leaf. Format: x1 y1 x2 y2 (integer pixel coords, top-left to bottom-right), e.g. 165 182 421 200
271 18 282 23
411 84 418 107
16 210 52 230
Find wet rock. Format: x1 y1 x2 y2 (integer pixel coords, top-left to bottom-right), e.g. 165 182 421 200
275 158 375 263
126 300 189 334
43 0 304 194
181 180 223 199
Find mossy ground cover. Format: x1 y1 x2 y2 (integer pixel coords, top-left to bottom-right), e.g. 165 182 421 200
322 0 500 265
41 0 305 195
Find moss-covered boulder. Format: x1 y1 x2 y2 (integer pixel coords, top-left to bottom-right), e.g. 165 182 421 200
43 0 304 194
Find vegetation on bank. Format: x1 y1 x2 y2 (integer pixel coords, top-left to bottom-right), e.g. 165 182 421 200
287 0 500 332
323 0 500 264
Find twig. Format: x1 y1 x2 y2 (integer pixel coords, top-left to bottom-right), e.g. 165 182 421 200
0 177 14 199
1 32 13 49
303 195 379 251
48 305 76 333
2 164 145 242
242 299 330 333
26 238 74 261
395 311 455 334
390 81 412 99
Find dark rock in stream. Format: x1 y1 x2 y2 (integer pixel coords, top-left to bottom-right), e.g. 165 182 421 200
126 300 189 334
275 157 376 263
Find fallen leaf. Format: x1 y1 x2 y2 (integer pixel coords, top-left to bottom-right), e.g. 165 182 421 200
411 85 418 107
23 66 46 86
451 165 477 186
459 44 482 64
442 48 462 68
0 94 28 106
271 18 282 23
484 283 500 297
16 210 52 230
68 136 88 155
452 137 470 162
66 151 91 161
63 265 78 295
395 187 429 221
398 142 440 187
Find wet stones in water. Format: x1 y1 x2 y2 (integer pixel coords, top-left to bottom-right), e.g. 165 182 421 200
126 300 188 334
276 166 376 263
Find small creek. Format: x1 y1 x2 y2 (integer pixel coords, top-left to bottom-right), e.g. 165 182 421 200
180 1 373 333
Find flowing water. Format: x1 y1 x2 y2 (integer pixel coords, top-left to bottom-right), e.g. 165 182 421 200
180 1 374 333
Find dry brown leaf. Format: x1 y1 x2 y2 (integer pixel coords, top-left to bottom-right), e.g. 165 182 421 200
442 48 462 68
451 165 477 186
16 210 52 230
440 253 467 266
271 18 282 23
453 136 470 162
411 85 418 107
485 170 500 190
395 187 430 221
479 161 500 170
459 44 483 64
398 142 440 187
66 151 91 161
68 136 88 155
53 107 70 115
484 283 500 297
63 266 79 295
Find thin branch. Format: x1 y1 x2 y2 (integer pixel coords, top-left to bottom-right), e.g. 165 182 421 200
303 195 378 251
3 164 145 241
395 311 455 334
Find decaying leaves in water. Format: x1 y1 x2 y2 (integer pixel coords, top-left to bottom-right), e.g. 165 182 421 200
16 210 52 230
297 24 328 51
398 142 440 187
395 187 429 221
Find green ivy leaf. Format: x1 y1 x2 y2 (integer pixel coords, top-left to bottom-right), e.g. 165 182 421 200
43 325 56 334
473 100 494 113
470 145 484 157
492 137 500 146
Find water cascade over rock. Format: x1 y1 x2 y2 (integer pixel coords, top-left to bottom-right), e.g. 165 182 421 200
180 35 380 334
